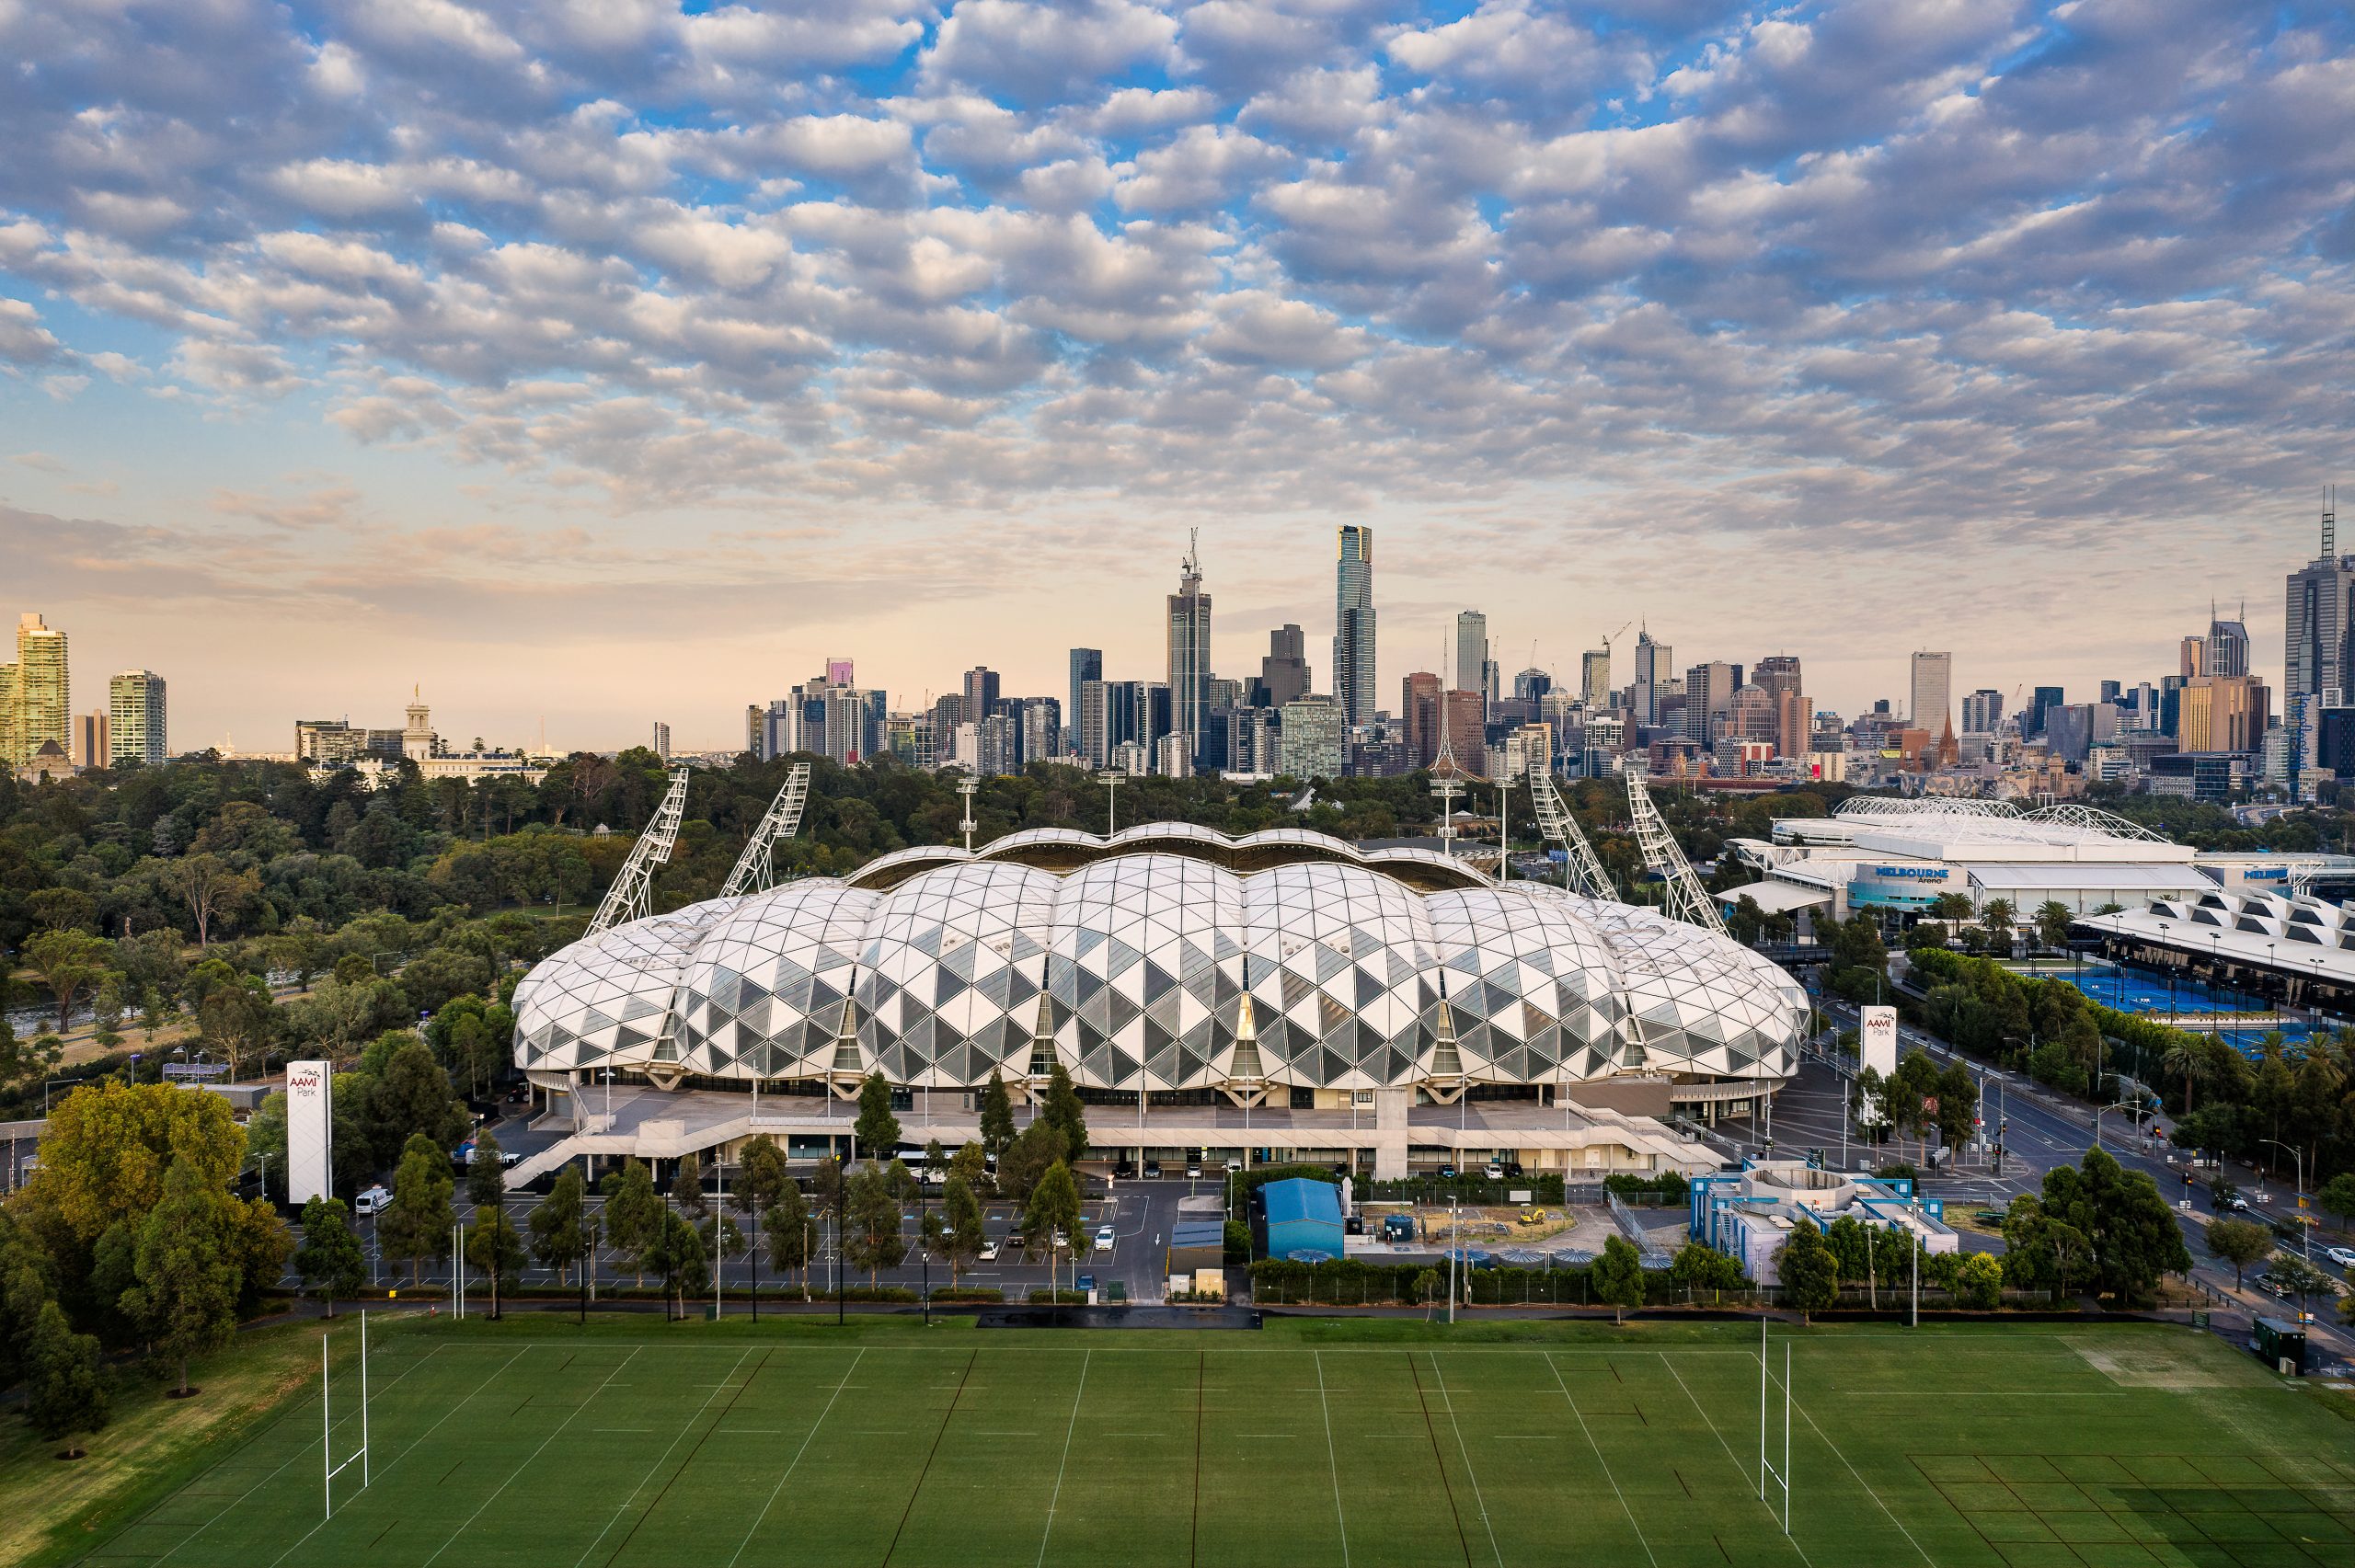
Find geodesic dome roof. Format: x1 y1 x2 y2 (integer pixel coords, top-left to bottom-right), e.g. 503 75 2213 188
511 827 1806 1091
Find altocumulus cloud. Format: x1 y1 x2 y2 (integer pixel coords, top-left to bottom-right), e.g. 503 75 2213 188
0 0 2349 543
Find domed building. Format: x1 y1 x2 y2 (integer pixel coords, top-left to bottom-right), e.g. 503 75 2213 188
510 825 1806 1180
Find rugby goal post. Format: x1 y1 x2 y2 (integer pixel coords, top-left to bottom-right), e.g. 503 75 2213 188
322 1310 371 1519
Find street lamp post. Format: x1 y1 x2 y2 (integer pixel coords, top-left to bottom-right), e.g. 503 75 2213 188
1097 771 1123 836
2259 1139 2309 1259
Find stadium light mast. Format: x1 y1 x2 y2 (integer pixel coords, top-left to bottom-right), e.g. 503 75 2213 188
958 777 979 853
720 762 810 897
587 767 690 935
1097 770 1123 835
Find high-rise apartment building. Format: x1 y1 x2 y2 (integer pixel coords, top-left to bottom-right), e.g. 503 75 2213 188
110 670 167 767
1580 648 1610 708
1276 695 1344 779
1166 535 1212 771
962 666 1001 723
1067 648 1101 751
826 658 855 687
1908 650 1952 733
74 712 109 770
651 721 672 761
1439 690 1486 774
1401 671 1442 765
1258 624 1311 709
1332 525 1376 729
9 613 68 767
0 663 14 768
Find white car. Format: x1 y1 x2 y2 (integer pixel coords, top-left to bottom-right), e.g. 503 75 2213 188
1094 1225 1116 1251
2326 1245 2355 1271
978 1240 1001 1263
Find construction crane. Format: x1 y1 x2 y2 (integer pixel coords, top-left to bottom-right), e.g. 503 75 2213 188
1621 759 1729 933
719 761 811 898
1525 769 1614 899
586 767 690 935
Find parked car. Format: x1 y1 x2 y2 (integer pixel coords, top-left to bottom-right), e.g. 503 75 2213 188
1075 1274 1096 1296
1186 1161 1202 1179
1484 1163 1504 1181
978 1240 1001 1263
1437 1165 1458 1180
1143 1160 1163 1178
1094 1224 1116 1251
354 1185 391 1217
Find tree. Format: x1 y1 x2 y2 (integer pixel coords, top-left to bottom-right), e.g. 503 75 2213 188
978 1070 1017 1160
2033 1149 2191 1306
2260 1253 2336 1320
2204 1218 2272 1290
24 1080 245 1253
2033 900 2075 951
1590 1233 1648 1322
734 1134 792 1309
22 928 112 1035
949 1139 991 1196
25 1301 109 1442
645 1208 706 1320
997 1118 1065 1205
854 1071 902 1159
1040 1062 1088 1164
381 1132 455 1286
529 1167 594 1285
467 1127 507 1209
158 853 259 948
2315 1173 2355 1233
765 1183 813 1298
601 1159 662 1288
120 1158 241 1397
673 1150 708 1222
844 1162 907 1286
1022 1160 1084 1296
1954 1251 2003 1310
465 1208 526 1318
1775 1220 1840 1322
941 1174 985 1286
198 977 279 1082
294 1196 367 1317
368 1038 467 1164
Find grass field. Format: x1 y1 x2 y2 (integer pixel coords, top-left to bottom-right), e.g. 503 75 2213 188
45 1314 2355 1568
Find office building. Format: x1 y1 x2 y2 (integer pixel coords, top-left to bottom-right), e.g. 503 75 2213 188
1683 661 1740 744
826 658 855 687
73 711 109 770
2180 635 2206 678
1632 628 1671 726
1455 611 1497 712
109 670 167 767
651 721 671 761
1258 624 1311 709
962 667 1001 724
1401 671 1442 765
1066 648 1101 752
1753 656 1802 703
1580 648 1610 708
1512 668 1551 704
1439 689 1486 773
2285 496 2350 704
2027 686 2064 740
1960 688 2004 735
2207 609 2249 679
2045 702 2120 763
1166 537 1212 772
1332 525 1377 730
2177 675 2269 754
1014 696 1062 769
1909 651 1952 734
1277 695 1344 779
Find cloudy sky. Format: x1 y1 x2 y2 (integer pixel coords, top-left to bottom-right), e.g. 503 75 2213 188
3 0 2350 752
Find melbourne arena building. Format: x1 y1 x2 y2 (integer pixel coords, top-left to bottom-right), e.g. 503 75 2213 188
508 825 1807 1181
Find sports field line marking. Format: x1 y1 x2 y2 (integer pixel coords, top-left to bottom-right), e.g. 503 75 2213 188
1773 1354 1936 1568
259 1344 536 1568
412 1346 646 1568
1314 1350 1352 1568
146 1342 452 1565
1427 1355 1504 1568
1543 1352 1656 1568
726 1348 865 1568
570 1346 758 1568
1659 1353 1814 1568
882 1349 980 1568
1034 1349 1092 1568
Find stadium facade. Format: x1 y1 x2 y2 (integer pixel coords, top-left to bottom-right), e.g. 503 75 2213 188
510 826 1807 1179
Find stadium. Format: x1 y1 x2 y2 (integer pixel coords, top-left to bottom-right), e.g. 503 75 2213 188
509 825 1805 1178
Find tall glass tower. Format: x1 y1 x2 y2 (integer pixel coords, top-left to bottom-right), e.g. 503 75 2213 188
1166 533 1212 771
1333 525 1376 729
13 613 68 766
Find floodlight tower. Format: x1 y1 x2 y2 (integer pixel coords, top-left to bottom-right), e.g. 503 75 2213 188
1622 758 1728 934
1097 769 1123 836
587 767 689 935
719 762 810 897
1430 732 1465 859
1526 767 1614 898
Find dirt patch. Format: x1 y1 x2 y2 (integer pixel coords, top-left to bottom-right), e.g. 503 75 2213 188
2077 1343 2229 1388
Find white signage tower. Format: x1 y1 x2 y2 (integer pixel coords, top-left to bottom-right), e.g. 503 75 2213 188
1859 1006 1899 1078
287 1059 332 1206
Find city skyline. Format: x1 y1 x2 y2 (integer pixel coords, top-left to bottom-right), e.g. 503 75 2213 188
4 4 2351 750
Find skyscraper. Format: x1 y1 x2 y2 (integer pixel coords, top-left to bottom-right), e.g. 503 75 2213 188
2286 492 2349 703
825 658 855 687
1909 651 1952 733
1455 611 1492 714
11 613 67 767
1401 671 1442 764
1067 648 1101 751
2206 607 2249 679
1580 648 1610 708
2179 635 2207 678
1753 655 1802 702
74 712 109 770
110 670 166 767
1632 628 1671 726
652 721 672 761
963 666 1001 723
1961 688 2005 734
1166 533 1212 770
1259 624 1310 708
1332 525 1376 729
1683 661 1740 743
2027 686 2064 740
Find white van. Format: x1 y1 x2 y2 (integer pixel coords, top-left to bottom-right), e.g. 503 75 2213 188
354 1185 392 1217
